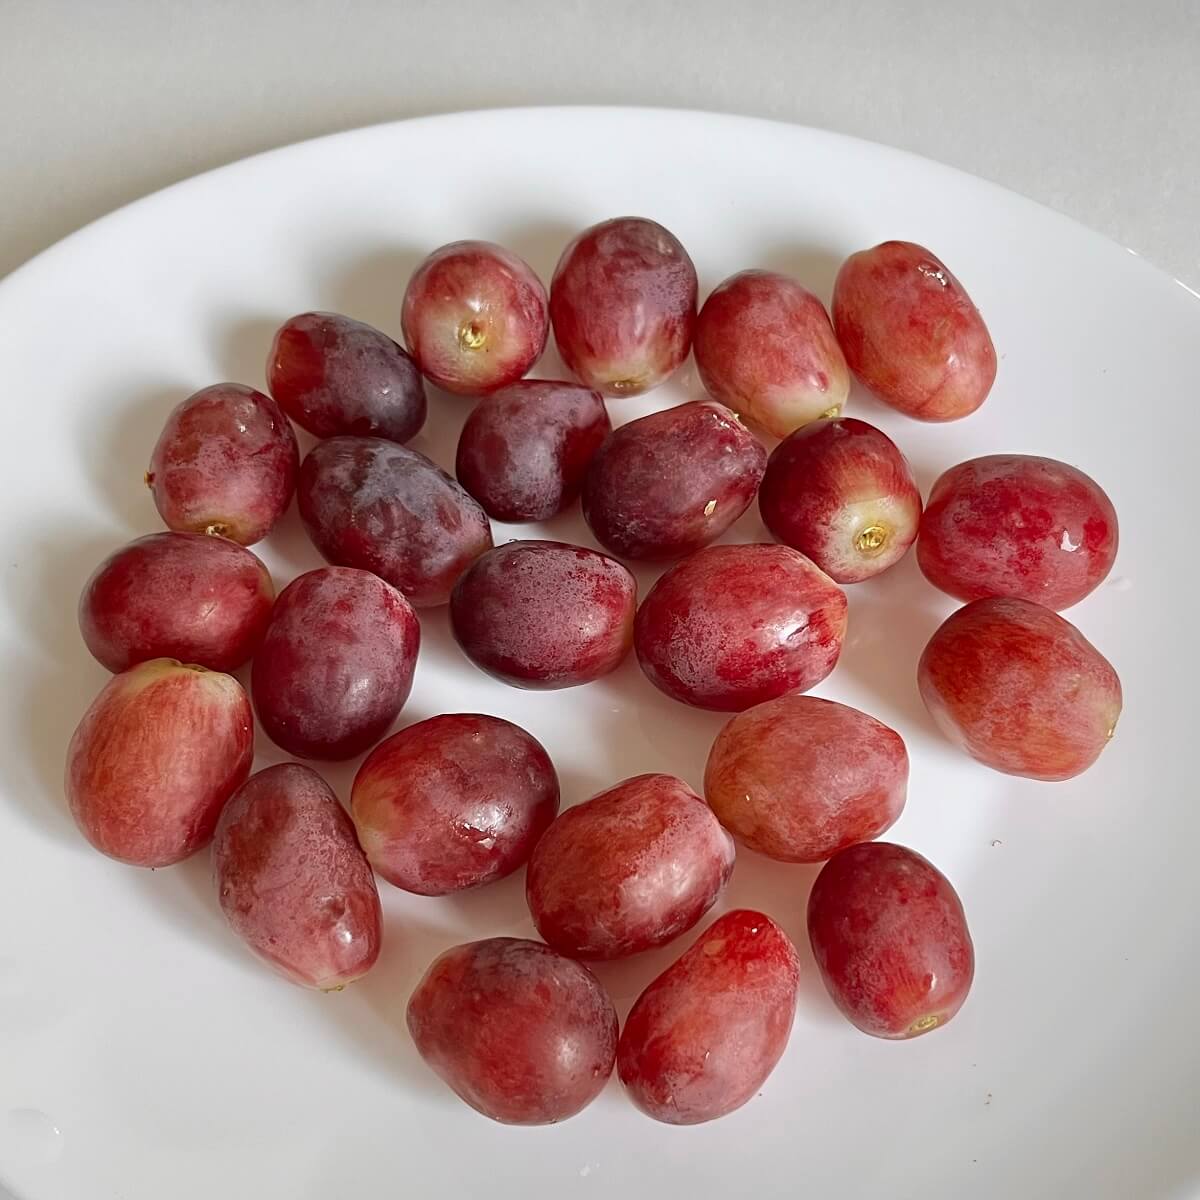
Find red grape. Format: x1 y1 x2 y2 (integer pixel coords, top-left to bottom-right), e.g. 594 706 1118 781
450 540 636 689
297 436 492 607
582 400 767 561
550 216 697 396
267 311 426 443
78 531 274 673
618 910 800 1124
351 714 559 895
918 596 1121 780
917 453 1118 610
407 938 617 1125
807 842 974 1039
693 269 850 437
832 240 997 421
526 773 735 960
66 659 253 867
251 567 419 761
704 695 907 862
634 543 847 711
401 241 548 396
455 379 610 522
759 417 921 583
213 763 382 990
146 383 299 545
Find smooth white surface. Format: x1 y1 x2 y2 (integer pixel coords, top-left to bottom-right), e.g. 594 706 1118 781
2 0 1198 291
0 108 1197 1200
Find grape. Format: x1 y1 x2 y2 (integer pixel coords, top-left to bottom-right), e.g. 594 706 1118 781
455 379 610 522
407 938 617 1125
526 773 735 960
758 417 921 583
550 216 697 396
251 567 420 761
634 543 847 711
704 695 907 862
918 596 1121 780
78 531 273 673
807 842 974 1039
401 241 548 396
917 453 1118 610
618 910 800 1124
146 383 299 545
693 269 850 437
267 311 426 443
450 540 636 689
351 714 559 895
831 240 997 421
582 400 767 561
66 659 253 867
213 763 382 990
297 436 492 607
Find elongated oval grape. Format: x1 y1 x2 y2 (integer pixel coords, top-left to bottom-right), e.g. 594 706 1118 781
582 400 767 560
705 695 907 862
297 436 492 607
450 540 636 689
550 216 697 396
694 269 850 436
267 311 426 443
526 773 735 960
78 531 274 673
351 714 559 895
66 659 253 867
918 596 1121 780
635 543 847 711
213 763 382 990
832 240 996 421
808 842 974 1038
618 910 800 1123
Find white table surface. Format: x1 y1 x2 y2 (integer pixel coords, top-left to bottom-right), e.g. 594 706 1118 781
2 0 1197 289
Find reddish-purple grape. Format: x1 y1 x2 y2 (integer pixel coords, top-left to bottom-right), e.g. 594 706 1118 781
351 714 559 895
550 216 697 396
917 454 1118 610
78 531 274 673
450 540 636 689
251 567 419 760
526 773 735 960
455 379 610 521
759 417 922 583
618 910 800 1124
582 400 767 560
267 311 426 443
635 543 848 711
808 842 974 1038
213 763 382 990
146 383 298 545
407 938 618 1125
694 269 850 437
401 241 548 396
297 435 492 607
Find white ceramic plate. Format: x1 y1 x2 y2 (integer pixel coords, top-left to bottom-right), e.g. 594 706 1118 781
1 108 1196 1200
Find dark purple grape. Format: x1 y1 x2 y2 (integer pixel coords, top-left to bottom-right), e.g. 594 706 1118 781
267 312 426 443
455 379 610 522
297 436 493 607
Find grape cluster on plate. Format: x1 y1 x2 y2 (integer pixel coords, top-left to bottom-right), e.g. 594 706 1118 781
64 218 1122 1126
